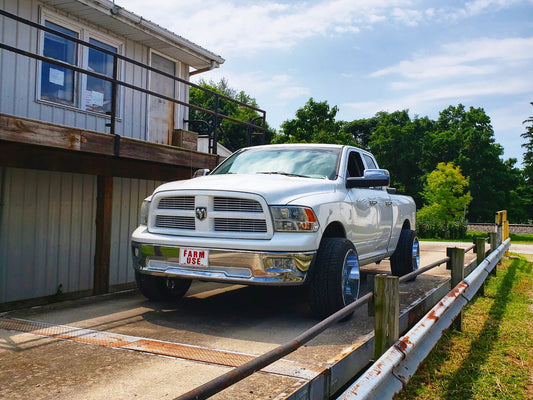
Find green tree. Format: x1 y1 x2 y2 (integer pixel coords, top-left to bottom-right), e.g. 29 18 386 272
272 98 356 145
522 102 533 184
189 78 274 151
433 105 516 222
417 162 472 239
420 162 472 221
517 103 533 222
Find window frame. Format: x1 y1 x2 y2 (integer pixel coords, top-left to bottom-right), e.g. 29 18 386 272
37 9 124 118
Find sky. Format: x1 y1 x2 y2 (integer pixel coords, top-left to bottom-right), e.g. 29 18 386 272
117 0 533 165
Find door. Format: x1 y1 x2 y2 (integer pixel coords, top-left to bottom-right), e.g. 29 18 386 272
345 150 379 259
149 53 176 144
361 153 393 254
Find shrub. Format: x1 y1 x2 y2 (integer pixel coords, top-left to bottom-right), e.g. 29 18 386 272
416 211 468 239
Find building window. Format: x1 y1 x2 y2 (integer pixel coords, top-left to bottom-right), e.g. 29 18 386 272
40 21 78 106
84 38 117 114
39 12 122 116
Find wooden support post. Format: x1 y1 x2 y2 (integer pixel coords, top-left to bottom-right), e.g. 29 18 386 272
94 175 113 295
373 274 399 360
449 247 465 332
489 232 498 275
476 237 486 296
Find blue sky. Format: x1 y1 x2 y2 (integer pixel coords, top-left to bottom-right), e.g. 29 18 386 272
118 0 533 165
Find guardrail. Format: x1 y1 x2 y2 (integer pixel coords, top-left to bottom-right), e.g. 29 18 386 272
337 237 511 400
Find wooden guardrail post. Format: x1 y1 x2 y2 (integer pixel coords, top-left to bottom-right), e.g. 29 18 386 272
476 237 486 296
449 247 465 331
496 210 509 256
373 274 399 360
489 232 498 275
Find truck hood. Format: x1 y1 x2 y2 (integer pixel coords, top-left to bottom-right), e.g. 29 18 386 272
153 174 339 205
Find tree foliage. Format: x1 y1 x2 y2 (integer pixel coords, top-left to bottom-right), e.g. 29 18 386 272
272 98 357 145
420 162 472 222
189 79 274 151
522 102 533 184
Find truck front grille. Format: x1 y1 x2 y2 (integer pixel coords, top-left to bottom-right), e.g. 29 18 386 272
151 192 271 238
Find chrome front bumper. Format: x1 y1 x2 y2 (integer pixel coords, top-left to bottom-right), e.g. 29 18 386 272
131 242 315 285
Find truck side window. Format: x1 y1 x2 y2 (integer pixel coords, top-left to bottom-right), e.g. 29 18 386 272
347 152 364 177
363 154 377 170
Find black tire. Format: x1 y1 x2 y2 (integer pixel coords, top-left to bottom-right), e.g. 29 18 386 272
390 229 420 277
135 271 191 301
308 238 361 319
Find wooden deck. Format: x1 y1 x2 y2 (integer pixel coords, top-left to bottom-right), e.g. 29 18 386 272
0 113 219 180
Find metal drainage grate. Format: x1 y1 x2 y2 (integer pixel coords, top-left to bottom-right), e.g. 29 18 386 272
0 317 317 379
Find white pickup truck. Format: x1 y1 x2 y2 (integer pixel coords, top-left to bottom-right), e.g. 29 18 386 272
131 144 418 317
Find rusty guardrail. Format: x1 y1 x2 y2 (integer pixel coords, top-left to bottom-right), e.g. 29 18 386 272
337 237 511 400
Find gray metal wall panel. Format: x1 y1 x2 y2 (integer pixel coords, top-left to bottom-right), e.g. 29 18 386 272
0 168 97 303
109 177 164 286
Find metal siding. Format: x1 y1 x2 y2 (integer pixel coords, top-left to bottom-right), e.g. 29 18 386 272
109 177 164 286
0 168 97 303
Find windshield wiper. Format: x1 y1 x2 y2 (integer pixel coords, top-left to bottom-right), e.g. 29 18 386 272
257 171 309 178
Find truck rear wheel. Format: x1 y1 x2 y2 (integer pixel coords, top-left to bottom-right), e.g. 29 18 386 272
135 271 191 301
390 229 420 277
308 238 360 319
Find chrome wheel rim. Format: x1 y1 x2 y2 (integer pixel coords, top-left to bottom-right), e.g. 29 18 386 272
412 237 420 271
342 249 360 305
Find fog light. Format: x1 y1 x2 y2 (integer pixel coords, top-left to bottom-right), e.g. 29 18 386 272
265 258 295 273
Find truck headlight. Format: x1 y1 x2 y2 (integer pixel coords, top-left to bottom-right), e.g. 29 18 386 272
271 206 319 232
140 200 151 226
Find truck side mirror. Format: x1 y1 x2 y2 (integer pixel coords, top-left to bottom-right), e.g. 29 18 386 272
346 169 390 189
193 169 210 178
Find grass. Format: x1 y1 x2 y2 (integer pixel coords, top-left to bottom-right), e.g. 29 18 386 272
396 254 533 400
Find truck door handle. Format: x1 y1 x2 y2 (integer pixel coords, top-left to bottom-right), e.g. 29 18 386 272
385 201 393 206
369 200 378 206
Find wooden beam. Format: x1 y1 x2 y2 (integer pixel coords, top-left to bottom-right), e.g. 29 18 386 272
0 113 218 171
0 141 199 181
94 175 113 295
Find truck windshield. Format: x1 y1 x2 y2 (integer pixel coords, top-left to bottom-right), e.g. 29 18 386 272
211 147 341 180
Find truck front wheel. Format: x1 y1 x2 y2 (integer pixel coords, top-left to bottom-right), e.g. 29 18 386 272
308 238 360 319
135 271 192 301
390 229 420 277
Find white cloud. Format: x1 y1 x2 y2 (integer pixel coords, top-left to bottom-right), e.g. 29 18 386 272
118 0 419 55
371 37 533 89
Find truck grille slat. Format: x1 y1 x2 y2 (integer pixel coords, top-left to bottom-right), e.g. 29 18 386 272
155 215 195 230
158 197 195 210
214 197 263 213
214 218 267 233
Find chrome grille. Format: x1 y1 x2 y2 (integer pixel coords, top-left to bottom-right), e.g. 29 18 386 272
214 218 267 233
158 196 195 210
155 215 195 230
214 197 263 213
150 192 270 237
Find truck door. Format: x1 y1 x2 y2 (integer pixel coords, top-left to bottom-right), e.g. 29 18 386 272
362 153 393 254
345 150 379 260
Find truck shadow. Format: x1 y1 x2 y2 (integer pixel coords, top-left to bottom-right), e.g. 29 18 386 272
139 277 376 347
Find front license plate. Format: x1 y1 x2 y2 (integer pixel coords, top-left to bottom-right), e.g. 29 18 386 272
179 248 209 267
